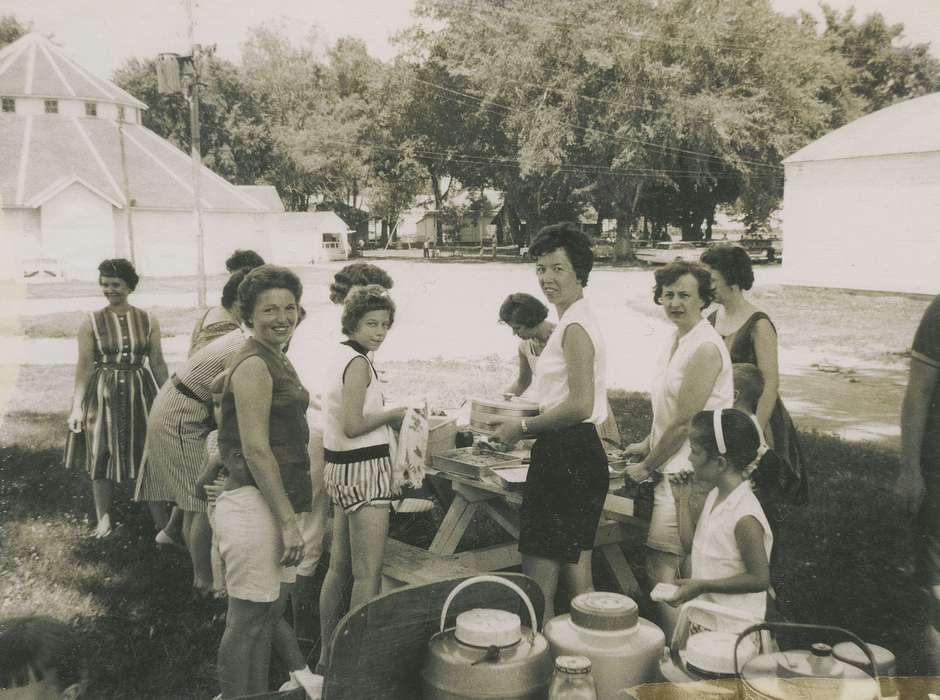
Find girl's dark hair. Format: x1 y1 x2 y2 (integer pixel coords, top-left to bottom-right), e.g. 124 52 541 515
225 249 265 273
653 259 714 308
329 263 394 304
700 244 755 291
221 267 251 311
529 222 594 287
98 258 139 290
0 615 85 691
499 293 549 328
690 409 760 472
237 265 303 328
341 284 396 336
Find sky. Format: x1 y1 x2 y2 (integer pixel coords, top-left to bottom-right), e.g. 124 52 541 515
3 0 939 79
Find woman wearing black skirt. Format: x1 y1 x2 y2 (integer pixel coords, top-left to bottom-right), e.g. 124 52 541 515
492 223 609 620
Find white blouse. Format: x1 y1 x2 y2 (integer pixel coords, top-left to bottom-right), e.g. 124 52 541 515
527 298 608 425
691 481 773 621
650 318 732 473
322 343 390 454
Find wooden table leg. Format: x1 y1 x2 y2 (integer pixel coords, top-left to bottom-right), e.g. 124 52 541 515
598 543 641 596
481 499 521 539
429 493 480 555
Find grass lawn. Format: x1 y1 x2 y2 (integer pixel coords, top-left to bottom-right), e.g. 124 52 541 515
0 356 927 697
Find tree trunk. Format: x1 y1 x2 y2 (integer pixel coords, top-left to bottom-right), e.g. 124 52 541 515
430 173 445 245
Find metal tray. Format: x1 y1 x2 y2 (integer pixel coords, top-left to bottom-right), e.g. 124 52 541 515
490 465 529 491
432 447 522 479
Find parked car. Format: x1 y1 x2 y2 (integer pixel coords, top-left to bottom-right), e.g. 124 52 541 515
634 241 701 265
592 239 615 260
738 237 782 263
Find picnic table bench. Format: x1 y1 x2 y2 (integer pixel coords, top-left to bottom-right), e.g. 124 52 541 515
383 463 646 595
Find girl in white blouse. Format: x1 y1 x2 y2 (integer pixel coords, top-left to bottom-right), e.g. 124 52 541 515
668 408 773 622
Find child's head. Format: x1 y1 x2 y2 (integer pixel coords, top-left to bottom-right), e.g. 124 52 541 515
209 373 226 425
732 363 764 414
341 285 396 350
689 408 760 483
0 616 87 698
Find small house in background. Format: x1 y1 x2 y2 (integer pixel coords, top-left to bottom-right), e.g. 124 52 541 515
0 33 278 280
274 210 352 264
782 91 940 295
415 189 504 244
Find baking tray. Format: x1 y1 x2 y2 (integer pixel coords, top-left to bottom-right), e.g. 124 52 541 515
432 447 522 479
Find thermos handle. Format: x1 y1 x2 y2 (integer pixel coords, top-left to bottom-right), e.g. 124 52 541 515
439 574 540 634
733 621 880 688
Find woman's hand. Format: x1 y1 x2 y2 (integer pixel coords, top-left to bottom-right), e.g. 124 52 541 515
204 478 225 505
68 407 84 434
625 460 652 483
388 406 408 432
280 518 305 568
623 441 648 458
491 418 524 448
667 578 705 607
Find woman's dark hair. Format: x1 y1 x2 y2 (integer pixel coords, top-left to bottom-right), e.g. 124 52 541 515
528 222 594 287
690 409 760 472
499 293 549 328
329 263 394 304
225 249 265 273
653 259 714 308
221 267 252 311
0 615 85 691
700 244 754 291
341 284 396 336
237 265 303 328
98 258 139 290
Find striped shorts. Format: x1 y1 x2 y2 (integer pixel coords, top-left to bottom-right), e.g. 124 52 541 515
323 445 394 513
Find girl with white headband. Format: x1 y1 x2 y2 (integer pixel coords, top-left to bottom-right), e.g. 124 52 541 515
666 408 773 621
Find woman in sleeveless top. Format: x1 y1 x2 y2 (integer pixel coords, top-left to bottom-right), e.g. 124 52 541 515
66 259 168 539
499 291 622 446
700 244 806 503
215 265 318 698
623 260 733 639
492 224 610 621
189 257 264 356
316 285 405 670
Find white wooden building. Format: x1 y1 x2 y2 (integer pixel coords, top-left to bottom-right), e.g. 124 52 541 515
0 33 278 280
782 91 940 294
273 211 353 264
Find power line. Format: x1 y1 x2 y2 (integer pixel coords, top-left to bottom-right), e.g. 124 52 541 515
412 76 783 171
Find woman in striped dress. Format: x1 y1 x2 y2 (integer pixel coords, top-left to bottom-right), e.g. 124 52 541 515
66 259 168 538
135 270 253 595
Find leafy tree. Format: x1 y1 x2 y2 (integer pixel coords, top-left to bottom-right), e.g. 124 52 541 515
820 5 940 112
0 15 29 49
113 55 274 186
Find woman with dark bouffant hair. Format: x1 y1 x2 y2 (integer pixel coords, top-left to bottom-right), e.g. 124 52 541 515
490 222 611 621
623 259 733 639
700 244 805 503
189 251 265 355
66 259 168 539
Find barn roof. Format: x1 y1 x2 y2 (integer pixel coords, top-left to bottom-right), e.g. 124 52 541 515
238 185 285 212
0 33 147 109
784 91 940 164
0 114 270 211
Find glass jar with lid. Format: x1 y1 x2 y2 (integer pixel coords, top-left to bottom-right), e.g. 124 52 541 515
548 655 597 700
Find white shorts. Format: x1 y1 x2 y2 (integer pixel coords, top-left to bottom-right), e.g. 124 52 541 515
646 477 683 555
215 486 296 603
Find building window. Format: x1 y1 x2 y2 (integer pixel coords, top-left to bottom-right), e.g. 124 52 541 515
1 98 13 113
44 99 58 114
117 106 125 122
84 102 97 117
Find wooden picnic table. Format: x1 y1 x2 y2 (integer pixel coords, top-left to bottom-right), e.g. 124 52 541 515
383 452 647 596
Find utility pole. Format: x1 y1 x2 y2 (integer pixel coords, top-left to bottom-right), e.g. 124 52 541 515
185 0 207 308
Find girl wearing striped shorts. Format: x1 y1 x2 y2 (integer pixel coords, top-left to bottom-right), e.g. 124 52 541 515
317 285 405 672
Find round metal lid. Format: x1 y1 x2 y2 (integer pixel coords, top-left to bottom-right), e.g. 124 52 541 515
454 608 522 648
684 631 742 676
832 641 896 674
569 592 639 631
555 655 592 674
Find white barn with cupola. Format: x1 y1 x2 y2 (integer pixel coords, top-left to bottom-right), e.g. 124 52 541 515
0 32 280 280
782 91 940 295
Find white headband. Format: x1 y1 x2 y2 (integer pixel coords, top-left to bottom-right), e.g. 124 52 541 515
713 408 727 455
